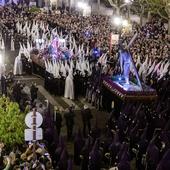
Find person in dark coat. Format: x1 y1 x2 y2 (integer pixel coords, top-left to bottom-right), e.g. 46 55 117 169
146 139 160 170
53 136 65 167
156 149 170 170
80 136 93 170
30 82 38 104
58 148 68 170
67 157 73 170
89 139 102 170
74 129 85 165
1 74 7 96
118 161 130 170
55 108 62 136
90 119 101 141
64 106 75 140
109 131 121 165
12 81 21 103
117 142 130 170
44 127 54 147
74 70 81 99
81 105 93 137
136 125 149 170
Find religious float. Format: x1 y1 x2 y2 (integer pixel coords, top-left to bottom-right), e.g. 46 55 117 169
102 33 157 112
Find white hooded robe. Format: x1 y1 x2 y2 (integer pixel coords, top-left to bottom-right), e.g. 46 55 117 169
13 55 22 75
64 69 74 100
11 37 15 51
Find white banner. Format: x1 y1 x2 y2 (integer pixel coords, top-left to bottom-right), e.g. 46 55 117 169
110 34 119 45
29 1 36 6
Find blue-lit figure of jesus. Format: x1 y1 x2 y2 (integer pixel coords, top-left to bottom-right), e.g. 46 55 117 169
119 48 131 84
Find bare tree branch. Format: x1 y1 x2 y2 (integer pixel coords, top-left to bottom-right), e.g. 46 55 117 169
107 0 119 9
157 9 168 20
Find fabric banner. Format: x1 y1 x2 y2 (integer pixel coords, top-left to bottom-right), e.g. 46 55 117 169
110 34 119 45
109 33 119 55
29 1 36 6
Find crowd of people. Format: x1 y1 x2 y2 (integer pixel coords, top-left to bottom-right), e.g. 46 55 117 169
0 4 111 53
0 2 169 170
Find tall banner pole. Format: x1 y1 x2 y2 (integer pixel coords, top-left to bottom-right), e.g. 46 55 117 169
32 108 37 161
109 33 112 56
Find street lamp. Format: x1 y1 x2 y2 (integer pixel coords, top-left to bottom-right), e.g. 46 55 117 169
113 16 122 26
122 19 129 27
77 1 85 9
112 16 129 27
112 16 130 36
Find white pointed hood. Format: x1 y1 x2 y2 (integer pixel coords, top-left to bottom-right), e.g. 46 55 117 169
60 62 66 77
147 61 156 76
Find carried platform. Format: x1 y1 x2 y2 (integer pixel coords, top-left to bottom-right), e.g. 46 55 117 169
102 75 157 101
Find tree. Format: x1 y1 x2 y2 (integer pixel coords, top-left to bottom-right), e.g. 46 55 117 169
107 0 138 21
107 0 130 15
145 0 170 34
0 97 25 148
131 0 149 25
106 0 170 33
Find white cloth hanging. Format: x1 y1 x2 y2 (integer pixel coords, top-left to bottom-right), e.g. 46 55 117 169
11 37 15 51
0 64 6 77
54 62 60 78
13 55 22 75
64 69 74 100
60 63 66 77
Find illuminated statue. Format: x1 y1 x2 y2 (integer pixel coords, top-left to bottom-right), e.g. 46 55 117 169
119 33 141 86
119 47 131 84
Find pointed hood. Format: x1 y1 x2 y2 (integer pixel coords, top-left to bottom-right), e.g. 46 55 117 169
58 148 68 170
140 124 148 140
91 139 100 153
136 55 141 68
159 61 170 80
147 61 156 76
86 46 89 56
83 136 93 151
1 38 5 49
60 62 66 77
27 40 31 52
58 136 65 149
67 158 73 170
114 131 120 144
161 149 170 162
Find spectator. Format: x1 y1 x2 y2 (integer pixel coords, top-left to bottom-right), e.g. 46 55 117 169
1 73 7 96
30 82 38 104
64 106 75 140
81 105 93 137
55 107 63 136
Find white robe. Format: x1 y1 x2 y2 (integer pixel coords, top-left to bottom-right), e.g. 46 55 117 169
64 71 74 100
11 37 15 51
0 64 6 77
13 55 22 75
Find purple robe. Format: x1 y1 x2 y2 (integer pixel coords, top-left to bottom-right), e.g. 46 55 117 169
89 139 102 170
74 129 85 165
156 149 170 170
58 148 68 170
